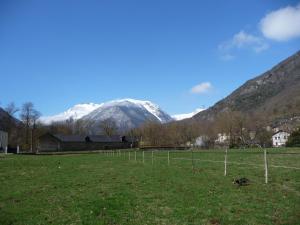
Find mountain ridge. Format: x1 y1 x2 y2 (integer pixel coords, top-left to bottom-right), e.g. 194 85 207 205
193 50 300 127
40 99 174 132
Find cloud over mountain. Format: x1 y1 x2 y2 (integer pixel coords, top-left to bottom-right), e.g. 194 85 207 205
190 82 213 94
260 3 300 41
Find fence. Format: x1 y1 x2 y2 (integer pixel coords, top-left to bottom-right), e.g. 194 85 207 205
102 149 300 185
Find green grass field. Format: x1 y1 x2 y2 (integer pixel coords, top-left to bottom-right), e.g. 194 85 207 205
0 149 299 225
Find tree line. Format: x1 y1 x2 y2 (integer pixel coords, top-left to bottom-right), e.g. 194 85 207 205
129 110 276 148
2 101 299 151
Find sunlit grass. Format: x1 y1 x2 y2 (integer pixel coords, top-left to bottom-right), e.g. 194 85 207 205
0 148 299 225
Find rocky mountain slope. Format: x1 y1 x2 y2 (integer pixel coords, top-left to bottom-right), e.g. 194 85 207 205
193 50 300 127
0 107 19 131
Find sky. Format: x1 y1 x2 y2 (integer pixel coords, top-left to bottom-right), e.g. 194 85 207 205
0 0 300 117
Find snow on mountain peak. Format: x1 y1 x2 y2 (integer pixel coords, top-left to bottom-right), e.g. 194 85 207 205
40 103 102 124
172 108 205 121
116 99 164 122
39 99 172 125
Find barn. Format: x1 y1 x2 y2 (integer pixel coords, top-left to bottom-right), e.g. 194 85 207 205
37 133 139 152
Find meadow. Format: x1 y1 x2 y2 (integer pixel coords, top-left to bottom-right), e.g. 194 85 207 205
0 148 299 225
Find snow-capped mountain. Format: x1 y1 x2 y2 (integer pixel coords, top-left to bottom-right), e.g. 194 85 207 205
40 99 173 131
82 99 173 133
40 103 102 124
172 108 205 121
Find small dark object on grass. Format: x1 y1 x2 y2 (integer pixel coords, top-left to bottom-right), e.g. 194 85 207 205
233 178 250 186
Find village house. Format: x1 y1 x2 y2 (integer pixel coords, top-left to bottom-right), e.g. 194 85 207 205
215 133 230 145
0 130 8 151
193 136 209 148
37 133 139 152
272 131 290 147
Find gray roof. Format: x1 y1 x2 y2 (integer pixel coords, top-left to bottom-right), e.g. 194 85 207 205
88 135 123 143
50 134 138 143
53 134 86 142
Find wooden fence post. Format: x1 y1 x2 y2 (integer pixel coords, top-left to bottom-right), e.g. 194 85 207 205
143 151 145 164
192 150 195 171
152 151 154 165
5 146 7 154
264 149 268 184
17 146 20 154
224 148 228 176
129 152 131 160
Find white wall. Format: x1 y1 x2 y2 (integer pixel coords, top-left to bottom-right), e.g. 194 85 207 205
272 132 290 147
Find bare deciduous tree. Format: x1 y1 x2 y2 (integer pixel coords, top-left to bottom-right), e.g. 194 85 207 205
20 102 41 151
100 119 117 136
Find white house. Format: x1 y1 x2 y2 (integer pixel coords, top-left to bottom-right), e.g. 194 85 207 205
272 131 290 147
215 133 230 144
194 136 209 147
0 130 8 150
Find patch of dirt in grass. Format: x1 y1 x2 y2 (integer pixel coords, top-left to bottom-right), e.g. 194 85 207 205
160 206 173 216
208 218 221 225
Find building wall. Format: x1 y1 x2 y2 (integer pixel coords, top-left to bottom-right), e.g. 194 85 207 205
0 131 8 150
38 134 138 152
37 135 60 152
272 132 290 147
60 142 135 151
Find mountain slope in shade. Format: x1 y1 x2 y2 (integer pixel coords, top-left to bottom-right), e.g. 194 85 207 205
82 99 173 133
40 103 102 124
0 107 10 131
172 108 205 121
193 50 300 126
0 107 20 131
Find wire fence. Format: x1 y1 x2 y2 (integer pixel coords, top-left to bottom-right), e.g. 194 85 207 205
101 149 300 186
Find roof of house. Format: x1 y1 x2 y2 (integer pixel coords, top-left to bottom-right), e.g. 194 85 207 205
44 133 138 143
53 134 86 142
272 130 290 136
88 135 123 143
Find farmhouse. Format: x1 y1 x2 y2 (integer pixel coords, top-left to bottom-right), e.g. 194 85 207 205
193 136 209 148
37 133 138 152
215 133 230 145
0 130 8 151
272 131 290 147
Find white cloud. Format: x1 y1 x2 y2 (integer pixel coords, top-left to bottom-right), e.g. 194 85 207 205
219 30 269 55
260 4 300 41
190 82 212 94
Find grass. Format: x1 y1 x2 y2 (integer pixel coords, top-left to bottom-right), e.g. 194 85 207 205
0 148 299 225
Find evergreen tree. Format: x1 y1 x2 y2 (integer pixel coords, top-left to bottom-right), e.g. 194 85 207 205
286 128 300 147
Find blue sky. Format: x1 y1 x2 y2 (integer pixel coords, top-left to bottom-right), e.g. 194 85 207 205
1 0 300 116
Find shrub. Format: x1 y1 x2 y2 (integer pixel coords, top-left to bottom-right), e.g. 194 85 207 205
286 128 300 147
